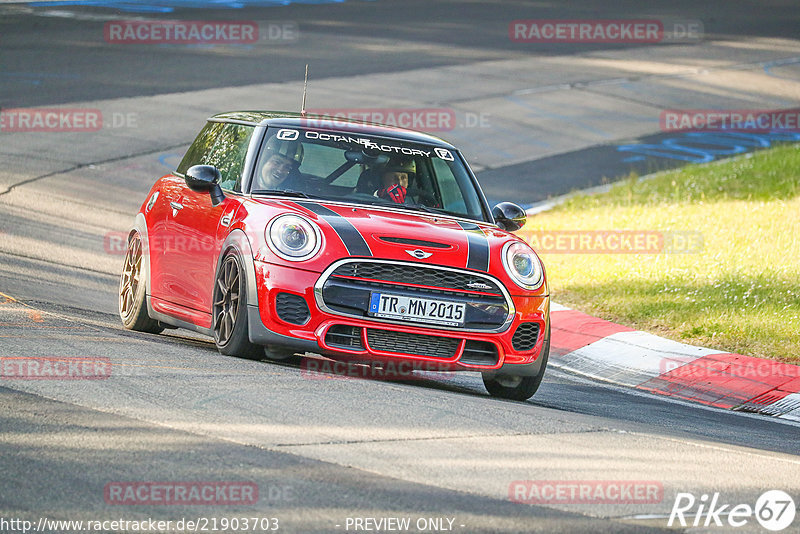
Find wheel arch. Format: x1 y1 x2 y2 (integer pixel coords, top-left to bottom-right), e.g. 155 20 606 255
215 229 260 310
130 213 152 295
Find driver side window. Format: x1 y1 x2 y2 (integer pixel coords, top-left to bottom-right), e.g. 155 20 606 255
177 122 223 174
177 122 254 193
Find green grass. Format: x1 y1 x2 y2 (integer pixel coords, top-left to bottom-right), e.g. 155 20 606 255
522 144 800 364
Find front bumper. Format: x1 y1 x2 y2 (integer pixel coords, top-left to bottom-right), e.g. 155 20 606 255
249 260 549 372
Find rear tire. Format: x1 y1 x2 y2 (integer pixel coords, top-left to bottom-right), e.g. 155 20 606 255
483 324 549 401
119 231 163 334
212 251 261 360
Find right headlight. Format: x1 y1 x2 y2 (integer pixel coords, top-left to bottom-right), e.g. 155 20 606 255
266 214 322 261
502 241 544 290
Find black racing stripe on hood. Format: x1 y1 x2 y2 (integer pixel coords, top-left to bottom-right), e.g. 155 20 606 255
457 221 489 272
295 201 372 257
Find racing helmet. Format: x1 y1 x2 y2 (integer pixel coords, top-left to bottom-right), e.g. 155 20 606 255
265 135 304 165
384 158 416 176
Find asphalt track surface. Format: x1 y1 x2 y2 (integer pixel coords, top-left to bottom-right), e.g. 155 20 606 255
1 1 800 533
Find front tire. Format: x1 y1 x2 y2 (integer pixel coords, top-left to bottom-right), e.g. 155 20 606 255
212 251 261 359
119 231 163 334
263 345 301 363
483 325 549 401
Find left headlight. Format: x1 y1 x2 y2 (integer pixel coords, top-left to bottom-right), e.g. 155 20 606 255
502 241 544 290
266 214 322 261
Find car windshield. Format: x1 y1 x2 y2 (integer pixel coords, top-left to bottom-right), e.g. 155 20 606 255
251 127 487 221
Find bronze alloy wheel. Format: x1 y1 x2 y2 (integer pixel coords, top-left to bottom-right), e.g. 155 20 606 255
212 252 260 358
213 254 242 347
118 232 162 333
119 233 143 322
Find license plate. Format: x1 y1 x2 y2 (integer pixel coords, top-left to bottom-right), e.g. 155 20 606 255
368 292 466 327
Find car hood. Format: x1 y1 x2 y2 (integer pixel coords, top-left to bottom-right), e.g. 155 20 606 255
250 198 510 274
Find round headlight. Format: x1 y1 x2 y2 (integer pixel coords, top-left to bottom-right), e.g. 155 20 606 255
266 214 322 261
502 241 544 290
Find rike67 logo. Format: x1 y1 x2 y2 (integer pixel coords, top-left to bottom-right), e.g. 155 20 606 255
669 490 796 531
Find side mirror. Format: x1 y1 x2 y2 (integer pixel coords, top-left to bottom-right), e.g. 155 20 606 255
492 202 527 232
185 165 225 207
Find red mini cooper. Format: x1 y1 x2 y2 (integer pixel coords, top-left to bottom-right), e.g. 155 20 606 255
119 112 550 400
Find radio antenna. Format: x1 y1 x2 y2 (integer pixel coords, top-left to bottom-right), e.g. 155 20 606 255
300 64 308 116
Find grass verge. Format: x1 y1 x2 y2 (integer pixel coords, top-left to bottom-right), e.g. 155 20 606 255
519 144 800 364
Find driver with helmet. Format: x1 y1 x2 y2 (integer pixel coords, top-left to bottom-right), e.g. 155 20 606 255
376 158 415 204
256 136 305 190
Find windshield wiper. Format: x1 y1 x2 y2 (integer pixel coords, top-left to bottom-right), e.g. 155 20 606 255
251 189 313 199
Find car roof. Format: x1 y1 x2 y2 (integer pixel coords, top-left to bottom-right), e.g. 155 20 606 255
209 111 456 149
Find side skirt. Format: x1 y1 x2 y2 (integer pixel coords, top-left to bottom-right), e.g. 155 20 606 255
146 296 214 337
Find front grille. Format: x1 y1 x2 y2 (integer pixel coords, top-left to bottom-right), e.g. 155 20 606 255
511 322 540 351
319 260 512 332
275 292 310 325
332 262 503 295
325 325 363 350
460 340 499 366
366 329 460 359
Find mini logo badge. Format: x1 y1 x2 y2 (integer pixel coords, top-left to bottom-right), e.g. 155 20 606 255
406 249 432 259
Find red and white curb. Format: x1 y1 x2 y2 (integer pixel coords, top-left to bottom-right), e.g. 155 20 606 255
548 303 800 421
